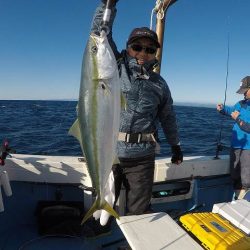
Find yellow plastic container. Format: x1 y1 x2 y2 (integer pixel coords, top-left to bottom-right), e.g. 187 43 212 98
180 212 250 250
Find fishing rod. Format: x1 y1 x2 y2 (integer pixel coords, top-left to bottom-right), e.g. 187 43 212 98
214 31 230 159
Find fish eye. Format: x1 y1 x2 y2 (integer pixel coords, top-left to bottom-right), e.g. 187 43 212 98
91 46 98 54
101 83 106 90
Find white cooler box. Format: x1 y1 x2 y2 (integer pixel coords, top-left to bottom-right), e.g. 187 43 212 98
212 199 250 235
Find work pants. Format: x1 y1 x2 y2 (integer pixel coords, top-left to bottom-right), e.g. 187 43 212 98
113 154 155 215
230 148 250 189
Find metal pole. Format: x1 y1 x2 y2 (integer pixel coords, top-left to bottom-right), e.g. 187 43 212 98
154 0 178 74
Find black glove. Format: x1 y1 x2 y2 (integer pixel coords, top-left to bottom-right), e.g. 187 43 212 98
171 145 183 164
102 0 119 4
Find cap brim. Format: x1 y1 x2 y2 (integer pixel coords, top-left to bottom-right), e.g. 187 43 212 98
127 36 161 48
236 88 248 94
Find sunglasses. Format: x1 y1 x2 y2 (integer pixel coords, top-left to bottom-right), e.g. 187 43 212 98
128 44 157 54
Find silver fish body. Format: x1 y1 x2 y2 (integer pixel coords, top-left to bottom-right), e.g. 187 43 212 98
69 30 120 223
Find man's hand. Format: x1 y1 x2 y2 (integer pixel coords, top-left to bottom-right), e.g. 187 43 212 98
231 110 240 120
171 145 183 165
101 0 119 4
217 103 223 111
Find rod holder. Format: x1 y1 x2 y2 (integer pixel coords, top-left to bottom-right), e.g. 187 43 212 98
0 185 4 212
1 171 12 196
0 170 12 212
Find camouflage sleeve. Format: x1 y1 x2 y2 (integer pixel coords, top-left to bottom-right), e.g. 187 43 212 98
90 2 120 59
236 118 250 133
158 83 180 146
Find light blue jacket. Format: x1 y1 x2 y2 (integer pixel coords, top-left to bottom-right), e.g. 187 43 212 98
90 3 180 158
221 100 250 149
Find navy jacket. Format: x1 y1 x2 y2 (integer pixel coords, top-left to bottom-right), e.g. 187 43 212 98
90 3 180 158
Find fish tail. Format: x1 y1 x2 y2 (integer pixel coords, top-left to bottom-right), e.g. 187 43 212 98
81 199 99 225
81 199 119 225
103 201 120 220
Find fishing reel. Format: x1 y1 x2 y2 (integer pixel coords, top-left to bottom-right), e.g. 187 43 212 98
214 143 224 160
0 140 14 166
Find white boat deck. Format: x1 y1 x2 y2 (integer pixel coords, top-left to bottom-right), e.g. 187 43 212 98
116 212 203 250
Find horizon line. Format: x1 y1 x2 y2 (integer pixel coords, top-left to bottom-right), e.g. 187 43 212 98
0 99 224 107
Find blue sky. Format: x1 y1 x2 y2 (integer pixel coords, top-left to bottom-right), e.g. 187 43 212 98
0 0 249 105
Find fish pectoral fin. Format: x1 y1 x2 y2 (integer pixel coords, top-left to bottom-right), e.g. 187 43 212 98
81 199 119 225
68 119 84 151
68 119 81 140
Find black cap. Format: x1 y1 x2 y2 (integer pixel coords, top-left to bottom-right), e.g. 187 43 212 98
127 27 161 48
236 76 250 94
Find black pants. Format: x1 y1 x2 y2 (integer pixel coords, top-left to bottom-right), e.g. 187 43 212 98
113 154 155 215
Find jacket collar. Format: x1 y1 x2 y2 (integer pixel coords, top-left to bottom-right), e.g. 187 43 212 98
123 50 158 79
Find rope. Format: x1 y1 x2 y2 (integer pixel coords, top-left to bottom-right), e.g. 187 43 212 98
150 0 166 30
157 2 165 20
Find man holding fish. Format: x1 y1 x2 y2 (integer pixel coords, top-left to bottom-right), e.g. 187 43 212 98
70 0 183 229
92 0 182 213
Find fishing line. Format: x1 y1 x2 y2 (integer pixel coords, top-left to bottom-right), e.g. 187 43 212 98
215 27 230 159
223 32 230 109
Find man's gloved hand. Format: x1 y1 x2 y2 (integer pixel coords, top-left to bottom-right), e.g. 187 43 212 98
93 170 115 226
171 145 183 164
101 0 119 4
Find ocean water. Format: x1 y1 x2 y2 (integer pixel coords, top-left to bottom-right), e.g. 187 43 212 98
0 100 234 157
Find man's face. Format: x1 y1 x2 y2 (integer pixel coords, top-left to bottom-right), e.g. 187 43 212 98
244 89 250 100
127 38 157 65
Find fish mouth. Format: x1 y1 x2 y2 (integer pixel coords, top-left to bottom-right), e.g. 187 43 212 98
90 32 105 43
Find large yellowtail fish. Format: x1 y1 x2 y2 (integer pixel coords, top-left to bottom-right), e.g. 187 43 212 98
69 30 120 224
